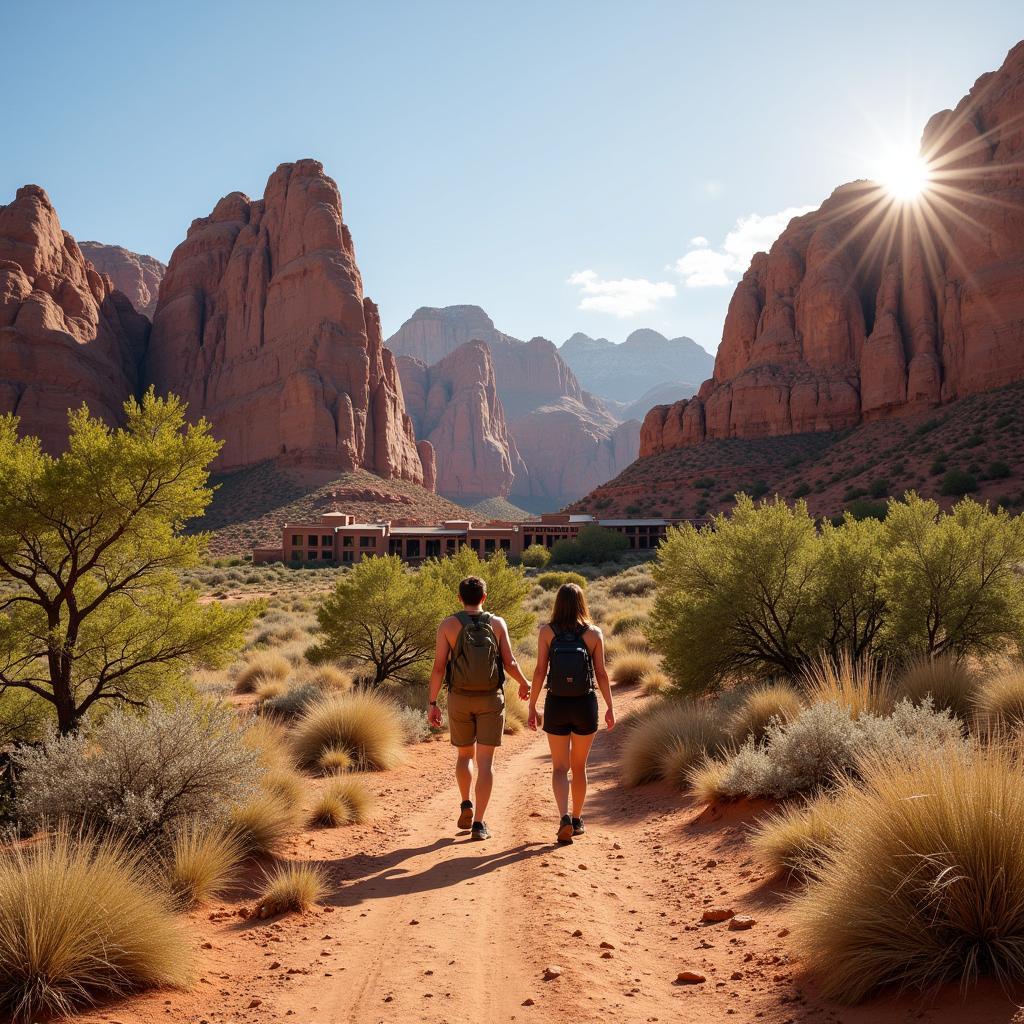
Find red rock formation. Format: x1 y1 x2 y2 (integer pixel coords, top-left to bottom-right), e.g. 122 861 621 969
641 40 1024 458
79 242 166 319
397 341 528 499
0 185 149 452
146 160 430 485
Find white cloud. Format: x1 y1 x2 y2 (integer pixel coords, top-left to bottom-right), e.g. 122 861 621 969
673 205 816 288
567 269 677 318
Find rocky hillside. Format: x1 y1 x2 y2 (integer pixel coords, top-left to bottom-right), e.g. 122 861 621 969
79 241 166 318
0 186 150 452
641 40 1024 459
560 328 713 404
387 304 640 506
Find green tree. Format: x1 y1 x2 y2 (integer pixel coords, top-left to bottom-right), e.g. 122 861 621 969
648 496 821 694
307 555 450 683
550 524 630 565
519 543 551 568
0 392 257 735
880 493 1024 657
420 545 534 642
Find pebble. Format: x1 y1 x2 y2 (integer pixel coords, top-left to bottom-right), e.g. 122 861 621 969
599 941 615 949
522 997 536 1006
676 970 707 984
543 965 563 980
248 999 262 1009
572 929 584 937
729 915 755 931
701 908 734 923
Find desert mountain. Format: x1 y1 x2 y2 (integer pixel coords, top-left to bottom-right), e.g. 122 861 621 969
79 241 166 319
560 328 713 403
0 185 150 452
606 380 701 423
642 40 1024 460
387 304 640 505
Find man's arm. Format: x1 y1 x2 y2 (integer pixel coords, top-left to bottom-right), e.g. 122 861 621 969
493 616 530 693
427 619 452 725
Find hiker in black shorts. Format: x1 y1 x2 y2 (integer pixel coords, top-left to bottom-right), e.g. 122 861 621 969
527 583 614 844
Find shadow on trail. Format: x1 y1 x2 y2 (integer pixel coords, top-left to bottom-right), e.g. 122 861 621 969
312 837 549 908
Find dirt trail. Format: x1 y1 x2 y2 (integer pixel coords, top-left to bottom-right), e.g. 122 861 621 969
81 687 1023 1024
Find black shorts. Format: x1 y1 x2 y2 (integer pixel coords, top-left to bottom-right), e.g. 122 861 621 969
543 691 599 736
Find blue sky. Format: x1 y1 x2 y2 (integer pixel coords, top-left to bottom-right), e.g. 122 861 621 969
2 1 1021 352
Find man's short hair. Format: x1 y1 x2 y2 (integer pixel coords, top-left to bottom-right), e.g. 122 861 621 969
458 575 486 605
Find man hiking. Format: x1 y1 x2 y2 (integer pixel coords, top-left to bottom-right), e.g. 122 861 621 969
427 575 531 840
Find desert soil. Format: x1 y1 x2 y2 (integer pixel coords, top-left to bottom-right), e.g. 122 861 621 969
78 687 1022 1024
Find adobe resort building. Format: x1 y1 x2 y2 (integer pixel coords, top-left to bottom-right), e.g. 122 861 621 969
253 512 679 566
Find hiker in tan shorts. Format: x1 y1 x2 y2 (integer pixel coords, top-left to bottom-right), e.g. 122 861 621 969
427 575 531 840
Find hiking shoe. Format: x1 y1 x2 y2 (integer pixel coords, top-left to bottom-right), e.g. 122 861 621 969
471 821 491 841
457 800 474 830
556 814 574 845
572 816 585 836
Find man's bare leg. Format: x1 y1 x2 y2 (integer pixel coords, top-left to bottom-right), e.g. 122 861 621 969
473 744 496 822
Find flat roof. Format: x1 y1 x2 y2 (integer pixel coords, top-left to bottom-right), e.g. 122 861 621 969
597 519 671 526
389 527 468 535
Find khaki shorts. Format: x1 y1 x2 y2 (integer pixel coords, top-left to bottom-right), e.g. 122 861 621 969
447 689 505 747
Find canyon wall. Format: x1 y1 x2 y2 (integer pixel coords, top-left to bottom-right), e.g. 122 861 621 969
79 241 166 319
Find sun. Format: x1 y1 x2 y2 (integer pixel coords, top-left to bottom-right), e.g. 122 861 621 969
877 148 933 201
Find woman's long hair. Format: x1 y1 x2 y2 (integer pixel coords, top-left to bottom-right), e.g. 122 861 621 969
550 583 592 635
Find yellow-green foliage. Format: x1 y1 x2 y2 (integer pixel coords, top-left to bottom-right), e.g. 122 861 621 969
749 792 851 877
520 543 551 568
256 862 328 917
310 775 374 827
972 660 1024 734
621 699 725 787
791 745 1024 1002
292 690 405 771
536 571 587 592
0 832 189 1022
611 614 647 636
163 820 245 908
802 652 893 718
896 654 978 719
727 683 803 743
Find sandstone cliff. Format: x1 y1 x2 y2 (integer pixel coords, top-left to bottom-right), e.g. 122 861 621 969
387 305 639 504
642 40 1024 458
0 185 149 452
146 159 431 484
79 242 166 319
397 341 528 500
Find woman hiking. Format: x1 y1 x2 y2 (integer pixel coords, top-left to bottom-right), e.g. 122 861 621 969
527 582 614 844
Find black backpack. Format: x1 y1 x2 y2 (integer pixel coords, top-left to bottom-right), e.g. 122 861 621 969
446 612 504 694
546 627 594 697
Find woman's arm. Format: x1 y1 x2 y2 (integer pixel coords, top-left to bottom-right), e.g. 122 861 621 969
528 627 550 730
590 627 615 729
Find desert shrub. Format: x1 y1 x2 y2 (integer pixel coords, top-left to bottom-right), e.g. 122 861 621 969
750 791 852 877
802 652 893 718
306 665 352 691
704 698 963 801
502 679 528 733
319 746 354 773
394 704 432 744
15 703 260 843
309 775 374 827
611 614 647 636
420 546 533 641
292 690 405 771
536 571 587 592
896 654 978 719
255 861 328 918
622 700 726 787
550 525 630 565
972 660 1024 734
641 669 672 695
686 754 733 805
619 629 653 653
243 718 294 773
608 571 656 598
261 767 305 806
726 683 803 743
791 745 1024 1002
261 681 322 719
254 679 288 703
940 468 978 496
162 820 244 908
0 832 189 1022
229 792 302 855
520 544 552 568
235 651 291 694
611 651 659 688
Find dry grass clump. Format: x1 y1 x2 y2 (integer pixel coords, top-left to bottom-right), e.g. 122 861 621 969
641 669 672 695
896 654 978 719
292 691 405 771
254 679 288 703
229 792 303 855
305 665 353 691
622 700 726 787
749 792 851 878
0 832 189 1022
319 746 354 773
310 776 374 827
686 754 733 805
243 717 295 773
503 679 529 733
791 745 1024 1002
255 862 328 918
802 652 893 718
261 767 305 806
235 651 292 694
163 820 245 908
972 659 1024 735
612 651 660 689
611 614 647 636
727 683 803 743
619 629 654 654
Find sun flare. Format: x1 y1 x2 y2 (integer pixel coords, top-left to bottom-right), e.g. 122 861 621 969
877 148 933 201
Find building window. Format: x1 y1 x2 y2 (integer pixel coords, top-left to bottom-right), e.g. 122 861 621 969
638 536 649 549
389 539 402 555
343 536 353 547
291 535 301 547
446 538 457 551
359 536 373 548
406 539 420 558
426 539 441 557
499 538 510 551
308 535 318 547
290 550 300 562
545 535 553 547
322 535 333 546
342 551 353 563
470 539 480 552
625 526 635 535
523 534 532 547
484 539 496 554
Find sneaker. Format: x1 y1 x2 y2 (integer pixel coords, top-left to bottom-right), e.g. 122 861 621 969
471 821 491 841
457 800 474 830
571 816 585 836
556 814 574 844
